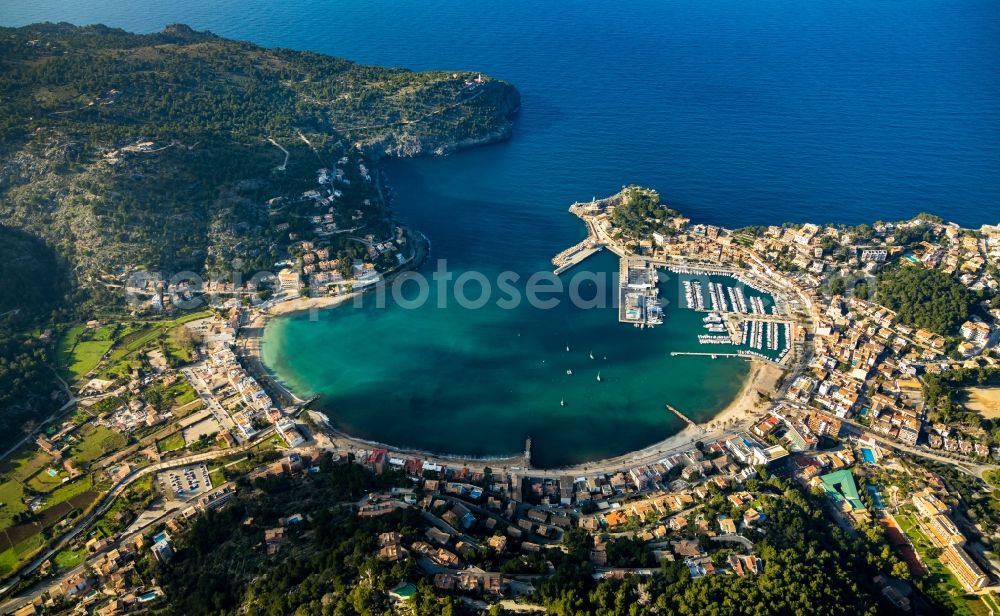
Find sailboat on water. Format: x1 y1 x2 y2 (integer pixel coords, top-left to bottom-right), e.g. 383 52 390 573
589 351 594 360
560 397 565 406
566 344 570 352
596 371 602 382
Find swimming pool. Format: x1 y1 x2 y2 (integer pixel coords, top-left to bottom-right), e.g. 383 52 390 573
866 485 886 510
861 448 876 464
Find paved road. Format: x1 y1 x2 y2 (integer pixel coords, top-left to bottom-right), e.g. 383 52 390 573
808 406 999 481
0 432 271 599
711 533 754 549
0 481 233 615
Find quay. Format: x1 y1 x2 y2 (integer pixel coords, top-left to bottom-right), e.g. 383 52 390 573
670 350 787 367
726 313 791 324
551 196 629 275
553 243 604 275
619 258 662 327
551 188 804 371
552 195 629 274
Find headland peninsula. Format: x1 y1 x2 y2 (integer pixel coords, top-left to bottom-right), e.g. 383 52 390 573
2 20 1000 616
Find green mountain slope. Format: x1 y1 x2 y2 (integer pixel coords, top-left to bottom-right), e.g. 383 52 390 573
0 22 519 292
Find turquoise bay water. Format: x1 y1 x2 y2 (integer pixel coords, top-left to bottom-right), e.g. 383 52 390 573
5 0 1000 465
262 255 753 466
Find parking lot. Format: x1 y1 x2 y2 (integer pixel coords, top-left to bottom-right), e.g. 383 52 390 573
158 463 211 500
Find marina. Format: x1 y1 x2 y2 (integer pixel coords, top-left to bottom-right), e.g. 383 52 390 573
619 258 664 328
665 267 793 363
551 201 797 366
263 185 805 466
657 264 795 364
553 198 799 366
262 246 755 468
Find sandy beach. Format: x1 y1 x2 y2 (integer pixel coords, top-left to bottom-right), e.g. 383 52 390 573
264 290 361 317
245 292 786 473
539 359 783 474
240 219 788 473
705 360 783 429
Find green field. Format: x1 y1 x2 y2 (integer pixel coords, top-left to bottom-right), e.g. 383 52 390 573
68 425 126 465
54 547 86 570
208 467 225 488
166 325 198 364
0 547 17 576
146 379 199 411
156 433 186 454
169 380 199 407
130 474 154 494
13 533 44 557
0 481 27 529
965 596 993 616
101 312 212 379
0 533 48 577
0 477 98 577
0 445 54 484
96 325 159 380
0 538 42 577
59 311 213 382
47 474 94 508
57 324 116 381
26 467 69 493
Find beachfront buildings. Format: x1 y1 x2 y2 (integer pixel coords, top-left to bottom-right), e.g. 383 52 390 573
276 417 305 447
207 345 281 439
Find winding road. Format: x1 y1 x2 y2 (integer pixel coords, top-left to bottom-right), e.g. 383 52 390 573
0 431 271 602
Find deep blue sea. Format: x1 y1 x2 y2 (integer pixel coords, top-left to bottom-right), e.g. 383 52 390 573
6 0 1000 465
4 0 999 230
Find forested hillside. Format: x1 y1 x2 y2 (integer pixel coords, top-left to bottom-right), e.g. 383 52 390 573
0 21 517 442
0 225 71 439
0 22 519 293
875 265 975 335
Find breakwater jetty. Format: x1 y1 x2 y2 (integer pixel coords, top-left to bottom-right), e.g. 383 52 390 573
670 350 785 367
553 242 604 275
552 195 628 274
550 187 802 370
665 404 696 427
